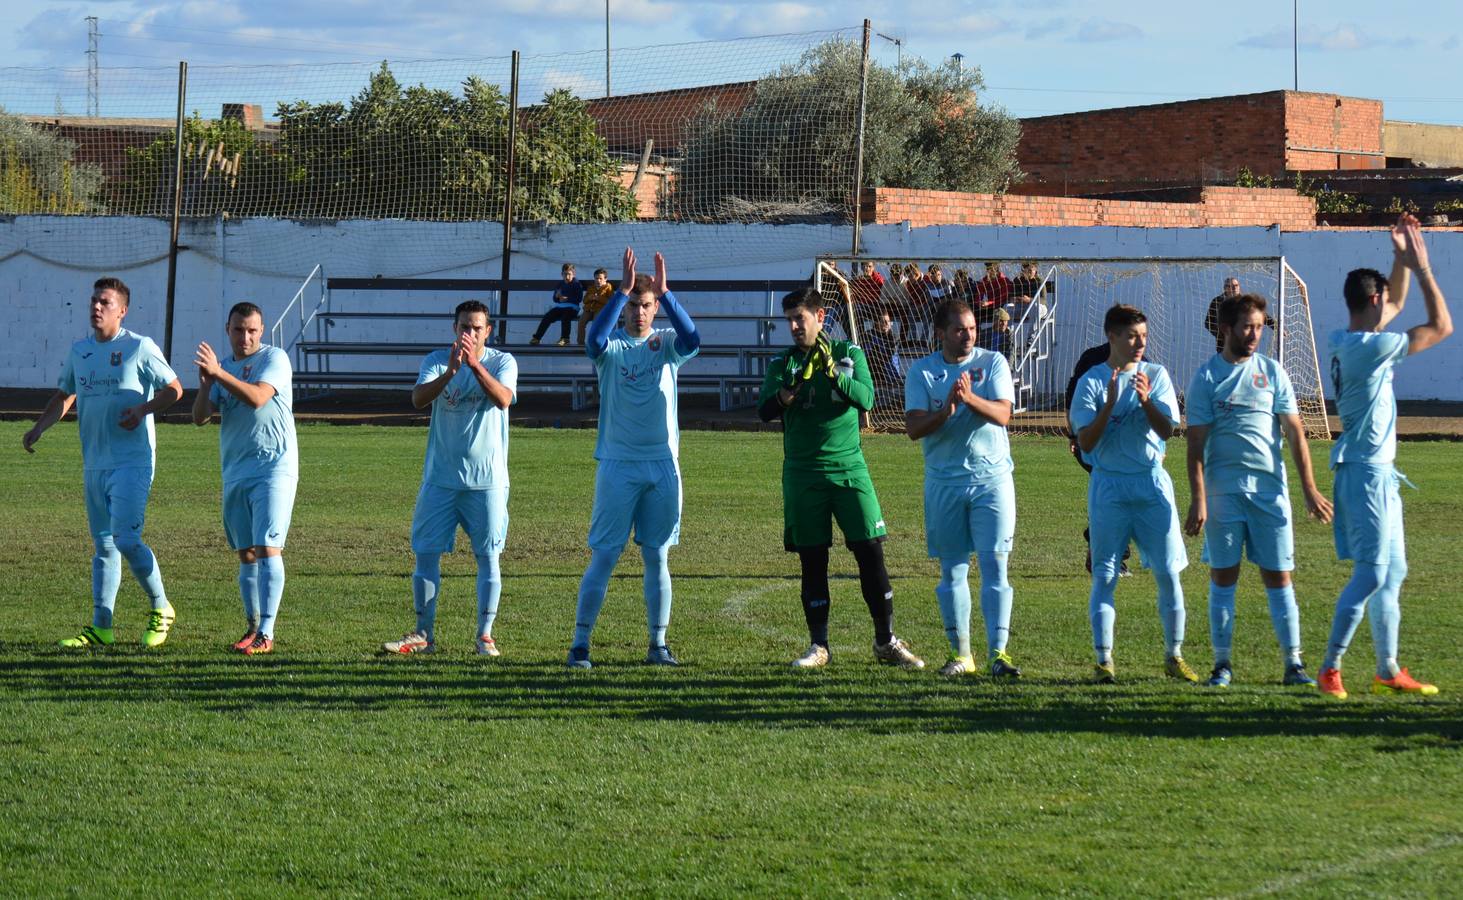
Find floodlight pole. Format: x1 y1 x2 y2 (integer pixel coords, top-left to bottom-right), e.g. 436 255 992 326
1293 0 1299 90
164 60 187 362
605 0 612 98
498 50 520 342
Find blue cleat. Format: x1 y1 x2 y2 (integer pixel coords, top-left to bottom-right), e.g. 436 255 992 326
1206 663 1233 688
566 645 593 670
644 645 679 666
1283 663 1318 687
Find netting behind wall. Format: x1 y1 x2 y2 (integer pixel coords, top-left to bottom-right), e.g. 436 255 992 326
816 257 1330 439
0 27 863 280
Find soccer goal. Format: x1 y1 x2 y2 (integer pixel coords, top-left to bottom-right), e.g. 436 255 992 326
814 256 1330 439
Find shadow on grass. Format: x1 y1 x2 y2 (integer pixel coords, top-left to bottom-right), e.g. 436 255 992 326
4 651 1461 744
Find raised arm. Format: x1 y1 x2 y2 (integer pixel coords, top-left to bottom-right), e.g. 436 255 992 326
1398 217 1453 355
192 371 216 426
653 252 699 355
22 390 75 452
1379 215 1413 330
588 247 637 359
1076 367 1120 453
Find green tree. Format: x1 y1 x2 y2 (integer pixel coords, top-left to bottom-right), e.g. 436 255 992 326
0 107 106 214
671 40 1022 220
118 62 636 223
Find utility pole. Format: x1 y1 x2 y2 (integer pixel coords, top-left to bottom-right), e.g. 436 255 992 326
605 0 611 98
86 16 99 117
876 31 902 75
1293 0 1299 90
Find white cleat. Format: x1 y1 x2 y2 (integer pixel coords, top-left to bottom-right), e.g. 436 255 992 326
791 643 830 668
874 635 925 669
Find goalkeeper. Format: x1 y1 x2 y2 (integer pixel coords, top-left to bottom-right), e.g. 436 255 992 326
757 272 924 670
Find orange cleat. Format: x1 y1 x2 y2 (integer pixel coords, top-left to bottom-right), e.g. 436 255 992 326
1317 667 1347 700
232 630 258 652
242 635 274 656
1371 668 1438 696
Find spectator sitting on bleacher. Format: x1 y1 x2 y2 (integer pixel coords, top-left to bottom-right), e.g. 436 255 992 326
862 307 904 406
980 307 1012 357
530 262 585 347
1010 260 1045 306
973 261 1012 329
577 267 613 346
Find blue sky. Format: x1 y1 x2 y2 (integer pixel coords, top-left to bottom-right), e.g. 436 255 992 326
5 0 1462 124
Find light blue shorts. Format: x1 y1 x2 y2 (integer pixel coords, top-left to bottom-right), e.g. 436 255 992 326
1200 490 1294 572
83 466 154 544
1332 463 1406 565
924 477 1015 558
1088 468 1188 574
411 483 509 556
588 458 682 550
223 475 298 551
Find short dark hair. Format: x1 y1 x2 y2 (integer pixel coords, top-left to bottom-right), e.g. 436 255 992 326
593 268 607 278
93 276 129 306
630 273 655 297
781 286 823 314
933 298 974 331
455 299 490 321
1103 304 1147 334
1343 268 1388 313
228 301 263 323
1218 293 1268 329
561 262 575 274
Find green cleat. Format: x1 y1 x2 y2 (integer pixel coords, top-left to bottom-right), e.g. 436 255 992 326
1165 655 1199 683
990 650 1022 679
59 626 114 648
142 605 175 648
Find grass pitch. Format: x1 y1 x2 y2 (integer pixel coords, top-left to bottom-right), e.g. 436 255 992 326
2 421 1461 896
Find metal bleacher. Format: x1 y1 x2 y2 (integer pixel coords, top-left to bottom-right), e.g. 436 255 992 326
269 269 808 411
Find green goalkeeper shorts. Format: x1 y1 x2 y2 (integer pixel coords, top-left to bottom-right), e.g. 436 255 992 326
782 466 887 551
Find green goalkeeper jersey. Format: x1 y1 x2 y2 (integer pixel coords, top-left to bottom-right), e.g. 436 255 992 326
758 338 875 473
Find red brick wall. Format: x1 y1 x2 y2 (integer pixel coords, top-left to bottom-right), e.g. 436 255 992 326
1018 92 1291 187
1282 93 1383 170
864 186 1317 231
1017 91 1385 190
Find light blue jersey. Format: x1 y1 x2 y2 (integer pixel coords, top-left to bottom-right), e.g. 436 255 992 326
58 328 178 471
1328 329 1407 467
592 327 697 461
904 348 1014 485
1069 361 1179 474
211 345 298 484
1186 353 1297 496
418 347 518 490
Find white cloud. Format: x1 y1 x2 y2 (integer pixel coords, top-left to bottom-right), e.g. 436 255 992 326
1074 18 1141 43
1239 23 1417 52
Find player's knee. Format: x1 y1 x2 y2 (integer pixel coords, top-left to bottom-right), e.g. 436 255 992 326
639 544 669 567
939 558 970 588
93 535 118 557
237 547 259 564
473 552 501 577
413 553 442 579
113 534 144 559
1346 563 1387 599
1384 557 1408 590
976 551 1009 586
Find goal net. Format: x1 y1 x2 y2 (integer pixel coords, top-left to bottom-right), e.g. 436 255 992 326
815 256 1330 440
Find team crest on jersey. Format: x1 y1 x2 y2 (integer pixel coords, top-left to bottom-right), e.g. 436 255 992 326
648 334 662 352
1252 371 1269 389
972 367 987 385
110 351 122 366
242 365 253 381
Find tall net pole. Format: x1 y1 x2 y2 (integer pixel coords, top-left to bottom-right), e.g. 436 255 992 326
498 50 520 343
164 61 187 362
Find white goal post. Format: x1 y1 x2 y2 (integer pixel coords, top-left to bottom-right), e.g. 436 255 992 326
814 255 1330 439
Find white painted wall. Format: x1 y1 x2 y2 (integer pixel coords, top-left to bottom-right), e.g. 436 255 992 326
3 215 1460 400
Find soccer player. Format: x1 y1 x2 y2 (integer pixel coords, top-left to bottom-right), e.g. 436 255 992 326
905 299 1021 678
1184 293 1333 688
566 247 700 669
191 302 299 655
383 300 517 656
758 266 924 670
23 277 183 648
1070 304 1193 684
1318 213 1451 699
